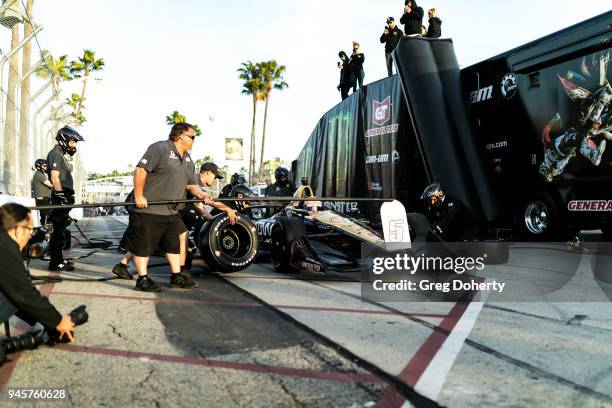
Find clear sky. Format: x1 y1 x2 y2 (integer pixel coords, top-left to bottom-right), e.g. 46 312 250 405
3 1 610 174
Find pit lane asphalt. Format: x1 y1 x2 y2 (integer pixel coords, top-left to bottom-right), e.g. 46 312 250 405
2 216 612 407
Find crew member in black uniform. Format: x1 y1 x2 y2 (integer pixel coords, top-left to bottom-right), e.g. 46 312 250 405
46 126 84 272
0 203 75 341
31 159 53 225
179 163 238 274
264 167 296 197
420 182 475 242
219 172 247 198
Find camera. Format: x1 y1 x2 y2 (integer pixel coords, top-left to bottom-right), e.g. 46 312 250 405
0 305 89 365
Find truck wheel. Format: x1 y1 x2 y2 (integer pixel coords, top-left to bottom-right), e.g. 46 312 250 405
198 214 259 272
270 217 306 273
517 192 567 241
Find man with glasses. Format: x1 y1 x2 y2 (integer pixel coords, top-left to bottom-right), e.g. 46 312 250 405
121 122 214 292
0 203 75 341
350 41 365 92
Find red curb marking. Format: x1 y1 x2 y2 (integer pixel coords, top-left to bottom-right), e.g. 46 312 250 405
374 287 480 408
54 344 382 384
50 291 449 319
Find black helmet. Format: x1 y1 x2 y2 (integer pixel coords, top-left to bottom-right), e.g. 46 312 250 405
421 182 445 206
34 159 47 172
274 167 290 183
230 173 247 186
56 125 84 156
229 184 255 213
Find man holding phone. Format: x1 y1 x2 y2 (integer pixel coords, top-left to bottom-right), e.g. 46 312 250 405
350 41 365 91
379 17 403 77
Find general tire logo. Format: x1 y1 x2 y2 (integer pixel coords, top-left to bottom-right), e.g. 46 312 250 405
501 73 517 99
373 96 391 126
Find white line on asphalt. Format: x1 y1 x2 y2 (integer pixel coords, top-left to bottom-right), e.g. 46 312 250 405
407 289 490 403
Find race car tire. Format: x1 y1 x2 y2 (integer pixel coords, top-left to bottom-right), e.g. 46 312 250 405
63 229 72 250
198 214 259 273
271 217 306 273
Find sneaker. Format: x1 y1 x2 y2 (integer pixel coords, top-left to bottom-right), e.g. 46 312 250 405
135 275 161 292
112 262 133 280
49 261 75 272
170 272 198 289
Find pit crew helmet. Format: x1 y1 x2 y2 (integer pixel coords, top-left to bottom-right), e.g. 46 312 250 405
230 173 247 186
56 126 84 156
229 184 255 213
34 159 47 172
420 182 445 207
274 167 290 183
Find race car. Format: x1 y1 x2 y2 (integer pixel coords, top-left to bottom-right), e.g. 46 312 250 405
253 185 390 273
189 183 409 274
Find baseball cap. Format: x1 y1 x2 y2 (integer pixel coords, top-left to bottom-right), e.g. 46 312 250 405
386 17 394 23
200 162 224 179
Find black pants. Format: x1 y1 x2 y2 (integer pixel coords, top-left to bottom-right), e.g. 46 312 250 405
49 192 74 267
352 70 364 92
49 208 70 266
340 85 352 100
35 197 51 226
385 53 394 76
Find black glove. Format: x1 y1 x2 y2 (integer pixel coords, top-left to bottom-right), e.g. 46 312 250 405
51 190 69 205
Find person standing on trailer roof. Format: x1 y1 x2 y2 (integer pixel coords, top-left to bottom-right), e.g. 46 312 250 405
400 0 424 36
380 17 403 77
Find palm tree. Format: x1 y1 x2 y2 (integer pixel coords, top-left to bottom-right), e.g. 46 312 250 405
165 110 201 135
238 61 264 183
165 110 186 125
37 51 73 91
69 49 105 117
257 60 288 181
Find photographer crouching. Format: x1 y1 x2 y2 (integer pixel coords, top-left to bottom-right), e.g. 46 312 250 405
0 203 76 342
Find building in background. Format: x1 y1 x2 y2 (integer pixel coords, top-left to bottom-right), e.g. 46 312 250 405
83 175 132 204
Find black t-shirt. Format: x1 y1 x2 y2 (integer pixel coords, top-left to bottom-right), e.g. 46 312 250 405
135 140 198 216
47 144 74 191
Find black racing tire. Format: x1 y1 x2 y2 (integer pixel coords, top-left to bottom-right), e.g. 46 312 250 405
270 217 306 273
63 229 72 250
515 191 572 241
198 214 259 272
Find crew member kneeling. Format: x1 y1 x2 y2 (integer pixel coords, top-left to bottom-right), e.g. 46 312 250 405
0 203 75 341
412 182 476 242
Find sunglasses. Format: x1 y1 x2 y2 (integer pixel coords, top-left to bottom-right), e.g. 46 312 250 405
183 133 196 141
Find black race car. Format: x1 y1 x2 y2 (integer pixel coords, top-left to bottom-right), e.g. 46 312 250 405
253 185 388 273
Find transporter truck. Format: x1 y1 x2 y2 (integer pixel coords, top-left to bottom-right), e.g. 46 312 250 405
293 11 611 241
459 11 612 240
